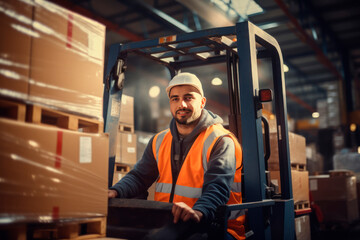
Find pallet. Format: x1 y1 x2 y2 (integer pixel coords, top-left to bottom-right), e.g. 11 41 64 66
119 123 134 133
114 163 131 173
329 170 354 177
26 105 103 133
0 98 26 121
291 163 306 171
113 163 131 185
113 163 131 184
0 217 106 240
294 201 310 210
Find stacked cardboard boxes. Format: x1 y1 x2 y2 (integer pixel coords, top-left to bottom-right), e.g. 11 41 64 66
116 94 137 165
0 118 109 219
116 131 137 165
309 171 358 223
268 131 309 206
0 0 105 120
113 94 137 185
0 0 32 100
119 94 135 127
266 119 311 238
0 0 108 229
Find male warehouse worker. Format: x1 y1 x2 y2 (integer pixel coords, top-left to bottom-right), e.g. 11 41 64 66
108 72 245 240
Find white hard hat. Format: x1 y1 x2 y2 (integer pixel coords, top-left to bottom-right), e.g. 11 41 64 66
166 72 204 98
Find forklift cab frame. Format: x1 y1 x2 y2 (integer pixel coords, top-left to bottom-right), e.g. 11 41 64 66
103 21 295 240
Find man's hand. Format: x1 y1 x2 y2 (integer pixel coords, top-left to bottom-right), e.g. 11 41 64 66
172 202 203 224
108 189 118 198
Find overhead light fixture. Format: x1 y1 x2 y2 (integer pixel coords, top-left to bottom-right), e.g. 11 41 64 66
258 22 280 30
177 0 264 27
196 52 211 59
229 0 264 17
283 64 289 73
350 123 357 132
160 57 175 63
312 112 320 118
311 28 318 40
211 77 223 86
149 86 160 98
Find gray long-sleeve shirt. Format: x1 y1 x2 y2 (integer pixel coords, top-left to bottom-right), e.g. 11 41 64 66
110 109 237 223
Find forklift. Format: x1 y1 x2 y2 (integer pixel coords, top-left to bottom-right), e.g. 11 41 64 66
103 21 295 240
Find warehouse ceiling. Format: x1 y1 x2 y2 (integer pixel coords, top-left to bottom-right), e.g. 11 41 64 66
50 0 360 122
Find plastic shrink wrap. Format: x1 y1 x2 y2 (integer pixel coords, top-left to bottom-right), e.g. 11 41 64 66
0 0 105 121
0 118 109 222
0 0 109 225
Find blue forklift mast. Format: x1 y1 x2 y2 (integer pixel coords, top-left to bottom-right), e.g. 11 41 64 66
103 21 295 240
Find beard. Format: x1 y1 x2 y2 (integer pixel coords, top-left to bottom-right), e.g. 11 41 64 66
174 109 201 126
175 116 193 125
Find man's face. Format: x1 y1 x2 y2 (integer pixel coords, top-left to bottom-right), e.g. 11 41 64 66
169 85 206 125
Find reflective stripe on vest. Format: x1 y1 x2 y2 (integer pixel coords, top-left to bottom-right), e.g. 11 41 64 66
231 182 242 193
155 182 202 198
154 129 169 163
229 209 246 220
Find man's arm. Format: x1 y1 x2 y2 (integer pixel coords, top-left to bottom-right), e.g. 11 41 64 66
192 136 236 223
109 137 159 198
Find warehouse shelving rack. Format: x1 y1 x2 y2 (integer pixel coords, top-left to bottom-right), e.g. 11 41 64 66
103 21 295 240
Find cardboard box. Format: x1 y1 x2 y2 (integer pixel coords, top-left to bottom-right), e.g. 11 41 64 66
309 174 358 223
0 0 32 99
316 199 358 223
116 132 137 165
0 1 105 120
309 174 357 201
295 215 311 240
270 170 309 204
0 118 108 220
268 132 306 170
28 1 105 120
119 95 134 125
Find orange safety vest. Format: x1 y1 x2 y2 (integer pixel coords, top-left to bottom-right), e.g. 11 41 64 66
152 124 245 240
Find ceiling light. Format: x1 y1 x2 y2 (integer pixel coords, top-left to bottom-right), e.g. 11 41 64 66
211 77 223 86
350 123 357 132
196 52 211 59
149 86 160 98
160 57 174 63
312 112 320 118
258 22 280 30
231 0 264 17
283 64 289 73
